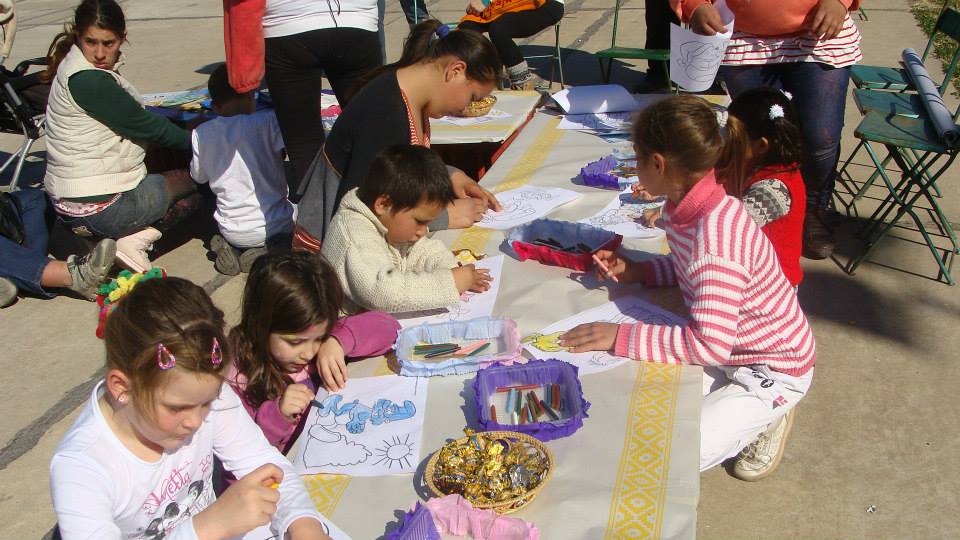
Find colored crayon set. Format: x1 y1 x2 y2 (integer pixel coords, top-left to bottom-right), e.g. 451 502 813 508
530 237 593 254
488 383 566 425
412 340 491 360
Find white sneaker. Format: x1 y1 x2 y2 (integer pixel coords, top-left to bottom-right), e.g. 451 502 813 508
733 409 795 482
116 227 161 273
0 277 16 308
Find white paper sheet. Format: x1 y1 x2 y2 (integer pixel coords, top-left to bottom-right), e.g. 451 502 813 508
557 111 634 132
436 108 512 126
669 0 734 92
522 297 685 375
292 376 428 477
550 84 640 114
244 518 352 540
580 188 666 239
477 186 582 230
395 255 505 328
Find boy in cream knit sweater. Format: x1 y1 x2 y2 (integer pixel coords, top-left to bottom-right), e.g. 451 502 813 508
321 145 492 314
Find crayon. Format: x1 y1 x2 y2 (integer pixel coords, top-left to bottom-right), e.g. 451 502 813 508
527 401 539 421
505 388 516 414
466 342 491 356
551 384 561 410
269 482 280 490
495 383 541 393
490 404 498 423
592 253 620 283
527 391 543 417
413 342 458 351
516 389 523 414
454 340 489 356
540 400 560 421
519 407 527 424
423 346 461 358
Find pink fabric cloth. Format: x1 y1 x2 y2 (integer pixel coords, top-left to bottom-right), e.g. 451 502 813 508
613 171 815 377
227 310 400 450
422 495 539 540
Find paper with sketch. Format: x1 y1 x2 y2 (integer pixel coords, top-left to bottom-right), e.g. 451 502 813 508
580 188 666 239
522 297 684 375
477 186 581 230
293 376 428 477
436 109 512 126
396 255 505 328
245 519 352 540
550 85 639 114
557 111 634 132
670 0 734 92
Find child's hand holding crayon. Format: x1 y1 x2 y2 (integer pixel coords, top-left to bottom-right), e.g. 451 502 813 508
193 464 282 539
631 183 657 202
453 264 493 293
279 383 315 422
593 249 645 284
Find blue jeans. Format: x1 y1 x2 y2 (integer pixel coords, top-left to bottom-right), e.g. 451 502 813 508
57 173 171 239
399 0 429 25
720 62 851 210
0 188 55 297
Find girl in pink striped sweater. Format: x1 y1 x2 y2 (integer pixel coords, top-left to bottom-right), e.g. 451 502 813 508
561 96 815 481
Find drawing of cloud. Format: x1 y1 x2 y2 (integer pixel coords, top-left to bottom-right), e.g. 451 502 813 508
304 427 373 468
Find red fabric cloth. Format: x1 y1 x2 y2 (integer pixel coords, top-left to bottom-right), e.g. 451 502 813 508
223 0 266 93
747 165 806 286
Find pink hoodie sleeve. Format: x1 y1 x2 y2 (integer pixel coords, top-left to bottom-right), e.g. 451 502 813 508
329 311 400 359
252 398 299 450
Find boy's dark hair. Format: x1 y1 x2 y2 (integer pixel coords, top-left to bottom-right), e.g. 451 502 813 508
357 145 456 212
208 64 245 107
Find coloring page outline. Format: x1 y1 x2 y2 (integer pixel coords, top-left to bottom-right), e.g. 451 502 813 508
477 186 582 230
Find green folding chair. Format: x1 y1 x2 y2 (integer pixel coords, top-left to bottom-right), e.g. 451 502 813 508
596 0 669 84
842 111 959 285
851 4 960 91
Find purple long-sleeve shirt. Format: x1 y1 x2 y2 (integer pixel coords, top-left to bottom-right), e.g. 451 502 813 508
227 310 400 451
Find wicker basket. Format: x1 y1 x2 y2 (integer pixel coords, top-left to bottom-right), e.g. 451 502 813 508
457 95 497 117
424 430 553 514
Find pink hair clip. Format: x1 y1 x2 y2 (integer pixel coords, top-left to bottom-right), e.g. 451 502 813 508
210 337 223 367
157 343 177 370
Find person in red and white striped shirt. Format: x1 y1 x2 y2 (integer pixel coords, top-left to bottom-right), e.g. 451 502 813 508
561 96 815 481
673 0 863 261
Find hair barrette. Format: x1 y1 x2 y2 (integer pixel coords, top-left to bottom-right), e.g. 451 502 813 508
714 108 728 128
435 23 451 39
781 90 793 101
210 337 223 367
157 343 177 370
769 104 785 121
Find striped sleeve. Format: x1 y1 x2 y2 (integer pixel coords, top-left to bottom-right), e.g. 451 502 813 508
615 255 749 366
640 255 678 287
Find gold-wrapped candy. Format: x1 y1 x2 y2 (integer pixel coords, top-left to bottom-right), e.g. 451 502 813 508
430 429 551 507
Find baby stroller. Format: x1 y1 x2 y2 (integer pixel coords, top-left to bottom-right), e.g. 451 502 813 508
0 1 49 192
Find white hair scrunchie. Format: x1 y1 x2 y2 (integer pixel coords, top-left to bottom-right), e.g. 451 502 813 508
782 90 793 101
769 104 785 121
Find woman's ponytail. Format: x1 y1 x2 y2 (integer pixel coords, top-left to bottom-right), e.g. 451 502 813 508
348 19 501 100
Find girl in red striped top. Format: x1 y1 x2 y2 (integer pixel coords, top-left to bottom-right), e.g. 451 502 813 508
561 96 815 481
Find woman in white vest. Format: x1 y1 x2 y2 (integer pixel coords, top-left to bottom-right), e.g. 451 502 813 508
43 0 196 272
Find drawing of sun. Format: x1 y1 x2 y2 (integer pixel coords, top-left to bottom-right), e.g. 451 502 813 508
373 434 415 469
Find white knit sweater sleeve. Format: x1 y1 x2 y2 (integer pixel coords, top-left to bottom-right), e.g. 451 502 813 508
342 237 461 313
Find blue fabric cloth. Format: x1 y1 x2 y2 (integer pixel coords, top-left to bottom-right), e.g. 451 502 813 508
0 188 54 297
720 62 851 209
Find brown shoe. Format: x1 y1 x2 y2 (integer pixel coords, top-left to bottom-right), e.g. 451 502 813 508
802 210 835 260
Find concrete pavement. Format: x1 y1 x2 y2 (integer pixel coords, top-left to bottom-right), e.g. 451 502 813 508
1 1 958 538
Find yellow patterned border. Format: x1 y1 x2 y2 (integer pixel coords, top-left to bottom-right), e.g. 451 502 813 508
605 362 682 539
303 474 352 517
451 117 564 254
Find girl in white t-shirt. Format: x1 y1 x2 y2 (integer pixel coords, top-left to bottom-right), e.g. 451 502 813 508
49 275 334 540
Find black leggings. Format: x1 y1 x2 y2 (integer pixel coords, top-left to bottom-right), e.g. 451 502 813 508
265 27 382 192
458 1 564 68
